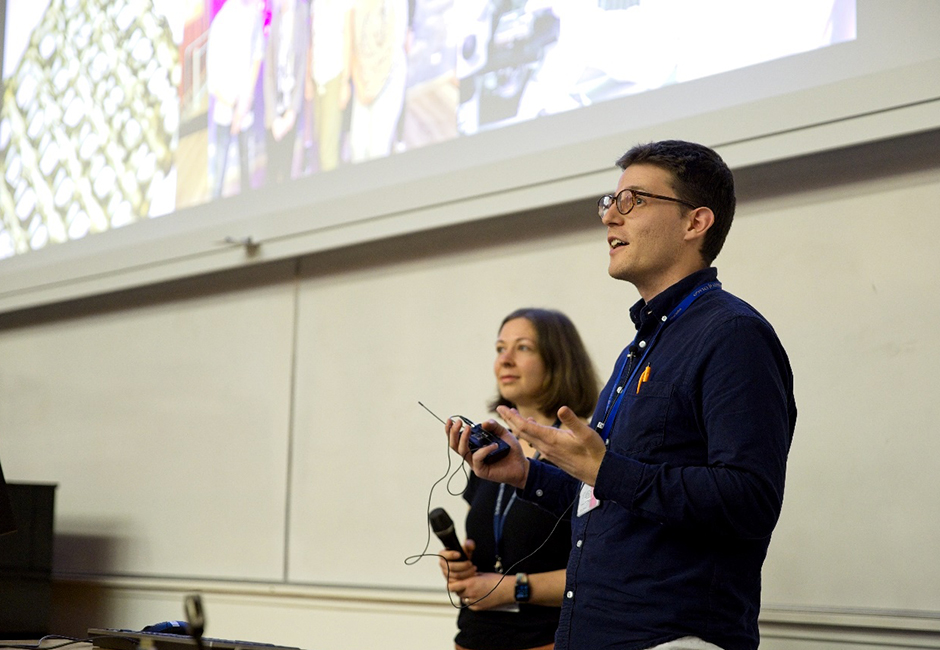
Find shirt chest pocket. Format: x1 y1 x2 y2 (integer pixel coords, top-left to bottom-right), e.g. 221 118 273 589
610 379 673 454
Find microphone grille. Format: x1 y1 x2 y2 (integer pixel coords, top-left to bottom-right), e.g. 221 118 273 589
428 507 454 533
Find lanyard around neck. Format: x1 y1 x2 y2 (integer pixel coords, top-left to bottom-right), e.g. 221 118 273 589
595 280 721 440
492 483 517 573
492 419 554 563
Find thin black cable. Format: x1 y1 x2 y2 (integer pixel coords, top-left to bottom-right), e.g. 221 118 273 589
406 401 579 610
403 408 472 568
457 494 576 610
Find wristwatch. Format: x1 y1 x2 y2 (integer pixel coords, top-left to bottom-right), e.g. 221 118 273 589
514 572 530 603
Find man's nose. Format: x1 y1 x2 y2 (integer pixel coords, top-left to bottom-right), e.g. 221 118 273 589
601 202 621 226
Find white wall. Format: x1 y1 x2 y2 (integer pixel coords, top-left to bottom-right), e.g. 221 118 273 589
2 131 940 648
1 264 298 580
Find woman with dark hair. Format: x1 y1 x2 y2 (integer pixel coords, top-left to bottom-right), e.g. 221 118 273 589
439 308 598 650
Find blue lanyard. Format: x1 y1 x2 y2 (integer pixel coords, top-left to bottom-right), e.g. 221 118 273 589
493 434 548 566
596 281 721 440
493 483 517 558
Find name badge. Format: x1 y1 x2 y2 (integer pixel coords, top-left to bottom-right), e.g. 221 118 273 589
577 483 600 517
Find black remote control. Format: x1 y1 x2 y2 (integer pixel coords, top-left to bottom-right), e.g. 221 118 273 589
453 415 511 464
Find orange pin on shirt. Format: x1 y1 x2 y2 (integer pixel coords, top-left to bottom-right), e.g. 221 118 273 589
636 365 651 394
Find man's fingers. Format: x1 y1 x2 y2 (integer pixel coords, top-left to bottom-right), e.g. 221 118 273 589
496 406 532 435
557 405 582 430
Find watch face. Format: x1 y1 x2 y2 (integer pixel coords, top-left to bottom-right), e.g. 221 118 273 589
515 577 530 602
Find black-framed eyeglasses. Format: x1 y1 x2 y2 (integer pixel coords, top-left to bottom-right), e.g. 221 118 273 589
597 188 698 219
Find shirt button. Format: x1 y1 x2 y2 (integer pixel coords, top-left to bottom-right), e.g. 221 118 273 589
566 590 574 599
638 340 647 349
535 489 544 497
576 540 583 548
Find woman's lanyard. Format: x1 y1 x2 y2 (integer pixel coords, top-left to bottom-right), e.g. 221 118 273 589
492 483 516 573
595 280 721 440
491 422 553 573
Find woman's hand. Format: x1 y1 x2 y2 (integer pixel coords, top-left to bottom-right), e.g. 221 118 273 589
439 538 477 583
445 418 530 489
449 571 515 611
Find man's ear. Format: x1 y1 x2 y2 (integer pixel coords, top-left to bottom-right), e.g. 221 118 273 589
684 206 714 243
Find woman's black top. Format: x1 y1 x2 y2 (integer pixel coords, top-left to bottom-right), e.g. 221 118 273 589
455 468 572 650
0 460 16 535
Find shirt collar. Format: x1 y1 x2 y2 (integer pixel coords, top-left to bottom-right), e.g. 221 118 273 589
629 267 719 330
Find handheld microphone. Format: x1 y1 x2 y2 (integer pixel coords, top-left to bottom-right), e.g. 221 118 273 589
429 507 469 561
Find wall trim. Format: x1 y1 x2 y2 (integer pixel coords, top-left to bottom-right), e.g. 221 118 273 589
53 574 940 647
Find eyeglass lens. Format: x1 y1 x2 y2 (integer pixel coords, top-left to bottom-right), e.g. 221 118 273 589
597 190 635 218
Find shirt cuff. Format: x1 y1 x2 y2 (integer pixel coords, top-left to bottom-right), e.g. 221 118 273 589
593 450 645 505
520 458 549 500
518 458 572 511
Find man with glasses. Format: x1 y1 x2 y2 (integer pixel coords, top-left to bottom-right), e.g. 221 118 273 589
447 140 796 650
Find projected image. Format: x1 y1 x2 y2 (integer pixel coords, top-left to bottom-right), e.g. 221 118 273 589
1 0 856 258
455 0 857 134
0 0 180 257
174 0 457 206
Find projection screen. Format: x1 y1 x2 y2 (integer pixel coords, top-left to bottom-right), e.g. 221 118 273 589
1 0 938 312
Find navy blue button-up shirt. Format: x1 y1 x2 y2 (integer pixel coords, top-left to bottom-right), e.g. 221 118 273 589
521 268 796 650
